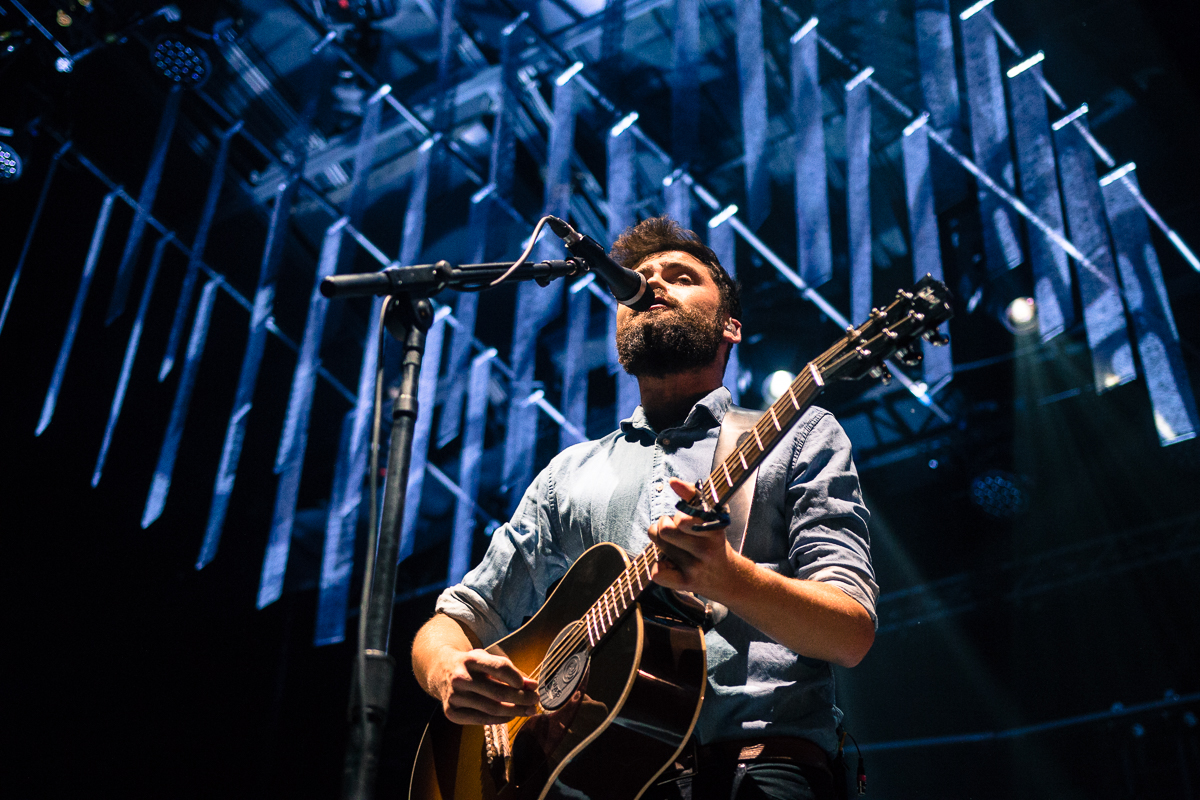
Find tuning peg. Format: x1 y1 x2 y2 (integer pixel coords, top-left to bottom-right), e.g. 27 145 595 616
868 364 893 385
923 330 949 346
897 346 923 367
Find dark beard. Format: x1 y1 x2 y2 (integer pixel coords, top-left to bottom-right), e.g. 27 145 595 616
617 304 726 378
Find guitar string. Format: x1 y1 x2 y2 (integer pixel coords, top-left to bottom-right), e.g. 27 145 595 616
501 304 934 744
504 314 913 738
521 357 834 696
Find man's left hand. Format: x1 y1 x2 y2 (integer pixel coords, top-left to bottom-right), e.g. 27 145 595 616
647 478 747 600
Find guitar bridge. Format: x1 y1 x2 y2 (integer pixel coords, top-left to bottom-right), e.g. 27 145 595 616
484 722 512 785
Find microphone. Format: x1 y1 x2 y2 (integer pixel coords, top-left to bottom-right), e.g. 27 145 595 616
545 217 655 312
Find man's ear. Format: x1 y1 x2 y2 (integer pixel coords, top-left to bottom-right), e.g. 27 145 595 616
723 317 742 345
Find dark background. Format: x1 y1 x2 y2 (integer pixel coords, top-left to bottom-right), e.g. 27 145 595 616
3 0 1200 798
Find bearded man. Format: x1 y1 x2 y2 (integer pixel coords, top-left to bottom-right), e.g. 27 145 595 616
411 216 877 800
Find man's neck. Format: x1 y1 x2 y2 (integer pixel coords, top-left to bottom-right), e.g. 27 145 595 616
636 366 725 431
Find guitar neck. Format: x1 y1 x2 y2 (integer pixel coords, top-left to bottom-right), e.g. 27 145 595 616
579 361 828 647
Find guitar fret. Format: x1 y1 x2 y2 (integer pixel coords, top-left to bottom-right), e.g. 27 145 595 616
786 384 800 409
707 480 720 506
720 461 733 491
737 450 749 471
585 611 597 645
768 406 781 431
751 427 764 452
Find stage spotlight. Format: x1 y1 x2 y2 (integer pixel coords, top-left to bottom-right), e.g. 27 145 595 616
969 469 1029 519
0 141 22 183
762 370 795 404
1003 296 1037 334
150 36 211 87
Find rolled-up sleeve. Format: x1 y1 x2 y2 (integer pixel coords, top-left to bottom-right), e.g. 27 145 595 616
786 412 879 627
435 466 571 646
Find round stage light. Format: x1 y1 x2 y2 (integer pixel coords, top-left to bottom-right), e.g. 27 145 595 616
1003 296 1037 334
969 469 1028 519
0 141 22 183
151 36 211 87
762 370 795 404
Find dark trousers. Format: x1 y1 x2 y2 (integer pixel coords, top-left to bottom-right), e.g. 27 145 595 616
644 761 816 800
643 737 834 800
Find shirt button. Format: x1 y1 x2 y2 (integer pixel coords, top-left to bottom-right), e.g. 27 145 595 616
656 483 664 492
662 437 671 446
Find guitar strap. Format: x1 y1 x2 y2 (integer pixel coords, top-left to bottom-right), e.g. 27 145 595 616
713 405 763 555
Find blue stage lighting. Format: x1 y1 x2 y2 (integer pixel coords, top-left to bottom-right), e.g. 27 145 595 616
970 469 1028 519
151 36 210 87
0 141 21 183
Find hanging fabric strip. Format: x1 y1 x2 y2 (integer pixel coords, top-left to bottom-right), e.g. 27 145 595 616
665 177 692 231
503 76 575 508
201 173 301 559
106 87 182 324
37 191 118 436
790 19 832 288
399 308 448 562
256 220 348 606
1100 168 1198 444
1 141 69 339
735 0 769 229
158 123 235 381
959 7 1023 275
434 0 458 134
490 16 524 202
606 124 639 426
314 297 386 634
396 142 439 559
900 116 953 388
845 72 873 324
914 0 961 133
93 234 173 486
449 348 497 584
600 0 627 64
560 280 592 450
671 0 700 167
708 217 741 403
147 278 220 533
314 411 357 645
159 124 238 381
1053 114 1134 393
437 192 489 448
345 86 388 225
1008 62 1073 341
399 140 434 267
275 219 348 473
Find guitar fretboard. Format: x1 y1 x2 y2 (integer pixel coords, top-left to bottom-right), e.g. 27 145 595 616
579 361 828 647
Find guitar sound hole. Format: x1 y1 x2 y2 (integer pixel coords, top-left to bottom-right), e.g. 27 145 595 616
537 621 590 710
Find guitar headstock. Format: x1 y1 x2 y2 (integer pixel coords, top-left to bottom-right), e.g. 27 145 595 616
818 274 954 383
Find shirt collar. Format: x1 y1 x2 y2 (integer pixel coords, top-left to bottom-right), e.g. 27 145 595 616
620 385 732 436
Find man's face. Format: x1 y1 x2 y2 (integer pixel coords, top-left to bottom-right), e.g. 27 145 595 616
615 250 741 378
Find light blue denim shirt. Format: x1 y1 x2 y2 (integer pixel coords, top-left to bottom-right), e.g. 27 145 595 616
436 387 877 754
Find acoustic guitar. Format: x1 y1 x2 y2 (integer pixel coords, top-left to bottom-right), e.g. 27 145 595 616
410 276 953 800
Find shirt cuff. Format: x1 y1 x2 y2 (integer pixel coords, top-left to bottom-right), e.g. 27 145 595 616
434 584 511 646
806 564 879 628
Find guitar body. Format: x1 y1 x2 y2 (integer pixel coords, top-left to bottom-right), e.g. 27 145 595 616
410 542 707 800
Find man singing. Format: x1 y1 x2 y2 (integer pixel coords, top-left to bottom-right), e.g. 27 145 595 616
411 216 877 800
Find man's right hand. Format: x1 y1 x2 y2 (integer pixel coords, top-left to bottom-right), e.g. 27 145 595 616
413 614 539 726
428 647 540 726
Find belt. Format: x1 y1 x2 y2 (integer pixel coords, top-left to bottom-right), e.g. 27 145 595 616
685 736 839 800
695 736 832 771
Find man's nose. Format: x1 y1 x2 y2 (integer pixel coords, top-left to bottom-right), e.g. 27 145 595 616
644 269 668 292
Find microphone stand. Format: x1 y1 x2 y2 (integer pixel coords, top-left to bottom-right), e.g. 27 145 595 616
323 257 585 800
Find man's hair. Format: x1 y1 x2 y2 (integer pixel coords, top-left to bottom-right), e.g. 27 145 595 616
610 216 741 322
